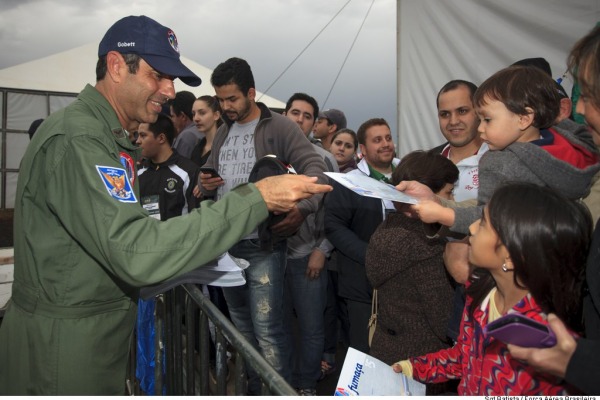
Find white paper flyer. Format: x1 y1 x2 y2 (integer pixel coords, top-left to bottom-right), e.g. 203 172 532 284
325 172 418 204
334 347 426 396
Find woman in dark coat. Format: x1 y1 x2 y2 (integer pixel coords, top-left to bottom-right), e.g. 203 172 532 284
365 150 458 394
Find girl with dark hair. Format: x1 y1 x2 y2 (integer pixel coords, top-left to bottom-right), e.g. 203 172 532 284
393 183 592 395
506 25 600 396
190 95 222 167
329 128 358 173
366 151 458 395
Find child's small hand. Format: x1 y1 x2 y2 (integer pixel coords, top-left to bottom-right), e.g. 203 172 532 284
413 200 455 226
392 362 403 373
396 180 435 201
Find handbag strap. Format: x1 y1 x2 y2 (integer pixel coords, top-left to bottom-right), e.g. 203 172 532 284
371 288 378 315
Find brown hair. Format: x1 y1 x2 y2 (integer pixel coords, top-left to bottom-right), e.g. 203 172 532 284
197 95 223 128
391 150 458 192
356 118 389 145
473 65 560 129
331 128 358 151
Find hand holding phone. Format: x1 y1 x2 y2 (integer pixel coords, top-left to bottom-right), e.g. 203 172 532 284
199 167 221 179
484 313 557 348
199 167 223 191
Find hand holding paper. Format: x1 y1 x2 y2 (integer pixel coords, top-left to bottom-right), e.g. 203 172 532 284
334 347 425 396
325 172 418 204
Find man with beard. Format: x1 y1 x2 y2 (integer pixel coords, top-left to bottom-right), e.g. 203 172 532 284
324 118 399 354
199 58 327 394
432 80 487 203
430 80 487 358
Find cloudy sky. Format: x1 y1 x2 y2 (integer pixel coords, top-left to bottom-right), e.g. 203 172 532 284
0 0 397 134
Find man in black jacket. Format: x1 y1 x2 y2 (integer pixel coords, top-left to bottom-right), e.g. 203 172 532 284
135 113 202 393
137 113 201 220
324 118 399 354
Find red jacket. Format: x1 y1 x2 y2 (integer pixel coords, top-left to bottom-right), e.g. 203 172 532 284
409 291 574 395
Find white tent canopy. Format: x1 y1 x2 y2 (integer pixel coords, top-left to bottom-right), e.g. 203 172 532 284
396 0 600 156
0 42 285 107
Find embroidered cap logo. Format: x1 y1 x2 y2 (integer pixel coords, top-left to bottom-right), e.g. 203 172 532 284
167 30 179 53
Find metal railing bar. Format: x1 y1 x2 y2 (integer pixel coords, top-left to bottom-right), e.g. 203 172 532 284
155 295 165 395
198 307 210 395
182 284 297 396
215 329 228 395
164 291 175 392
184 294 196 394
172 288 184 395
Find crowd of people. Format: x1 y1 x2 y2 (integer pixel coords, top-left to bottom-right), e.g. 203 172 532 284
1 13 600 397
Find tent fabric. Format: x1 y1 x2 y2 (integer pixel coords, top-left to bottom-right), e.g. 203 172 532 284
397 0 600 156
0 42 285 108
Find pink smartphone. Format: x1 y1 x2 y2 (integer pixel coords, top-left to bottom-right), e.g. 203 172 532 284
484 313 557 348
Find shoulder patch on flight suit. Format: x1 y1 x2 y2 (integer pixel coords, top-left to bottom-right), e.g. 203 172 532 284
96 165 138 203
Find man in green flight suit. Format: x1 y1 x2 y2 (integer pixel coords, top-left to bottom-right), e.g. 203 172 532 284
0 15 331 395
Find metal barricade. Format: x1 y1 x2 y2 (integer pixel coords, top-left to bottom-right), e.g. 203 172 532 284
128 284 297 396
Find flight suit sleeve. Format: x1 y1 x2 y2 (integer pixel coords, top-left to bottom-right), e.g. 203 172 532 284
45 134 268 287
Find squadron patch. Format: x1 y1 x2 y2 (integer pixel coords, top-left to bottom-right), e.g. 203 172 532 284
96 165 137 203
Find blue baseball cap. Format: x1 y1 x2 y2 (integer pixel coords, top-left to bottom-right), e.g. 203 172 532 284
98 15 201 87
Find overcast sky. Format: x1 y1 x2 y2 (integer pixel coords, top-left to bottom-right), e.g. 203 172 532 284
0 0 397 134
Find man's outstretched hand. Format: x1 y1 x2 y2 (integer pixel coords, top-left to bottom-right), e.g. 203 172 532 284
254 175 332 214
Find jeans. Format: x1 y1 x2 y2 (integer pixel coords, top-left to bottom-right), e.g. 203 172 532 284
283 255 327 389
223 239 288 393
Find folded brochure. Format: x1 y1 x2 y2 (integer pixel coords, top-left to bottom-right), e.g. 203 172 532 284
325 172 418 204
335 347 426 396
